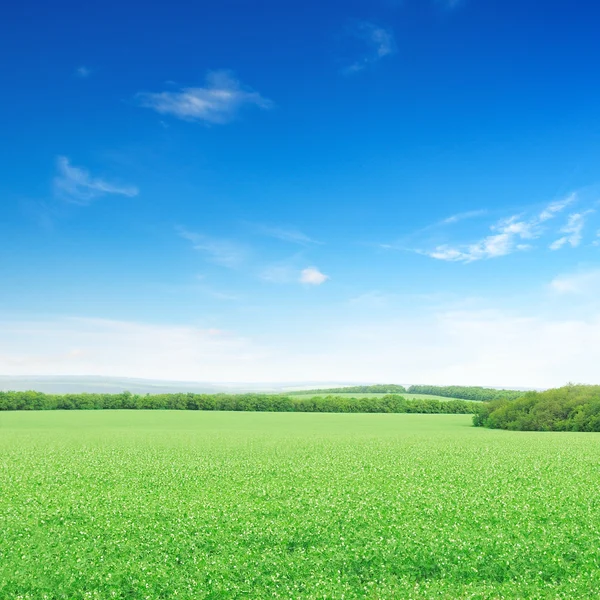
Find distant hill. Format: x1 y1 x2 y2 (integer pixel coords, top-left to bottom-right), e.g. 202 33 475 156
0 377 542 395
0 376 378 395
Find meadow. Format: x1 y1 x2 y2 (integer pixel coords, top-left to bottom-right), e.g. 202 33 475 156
1 411 599 599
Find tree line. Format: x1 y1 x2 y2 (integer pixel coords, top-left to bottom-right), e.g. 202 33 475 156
473 385 600 431
407 385 525 402
0 391 476 414
286 384 524 401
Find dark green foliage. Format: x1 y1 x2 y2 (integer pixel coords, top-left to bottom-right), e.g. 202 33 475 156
473 385 600 431
408 385 525 402
288 384 407 395
0 391 475 414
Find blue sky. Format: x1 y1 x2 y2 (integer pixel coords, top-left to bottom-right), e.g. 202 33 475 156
1 0 600 387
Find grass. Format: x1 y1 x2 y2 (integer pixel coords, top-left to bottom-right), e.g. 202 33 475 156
285 392 469 402
1 411 599 599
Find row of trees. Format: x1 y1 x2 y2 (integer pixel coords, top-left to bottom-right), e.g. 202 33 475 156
288 384 407 395
473 385 600 431
0 391 476 414
286 384 524 401
407 385 525 402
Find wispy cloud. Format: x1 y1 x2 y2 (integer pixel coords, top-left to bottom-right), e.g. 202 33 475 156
53 156 139 205
539 193 577 222
343 22 396 74
178 227 247 268
255 225 322 246
423 215 537 262
421 195 578 263
549 210 594 250
300 267 330 285
137 70 273 124
75 66 91 78
439 209 488 225
380 208 487 251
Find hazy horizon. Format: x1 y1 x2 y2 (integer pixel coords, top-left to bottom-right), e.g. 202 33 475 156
0 375 546 395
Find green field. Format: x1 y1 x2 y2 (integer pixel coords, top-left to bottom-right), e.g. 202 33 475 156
287 392 468 402
1 412 599 599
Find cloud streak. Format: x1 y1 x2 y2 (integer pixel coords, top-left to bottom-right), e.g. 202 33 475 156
137 70 273 124
440 209 488 225
53 156 139 205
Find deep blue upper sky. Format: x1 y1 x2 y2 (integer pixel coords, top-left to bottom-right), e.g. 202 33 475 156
1 0 599 386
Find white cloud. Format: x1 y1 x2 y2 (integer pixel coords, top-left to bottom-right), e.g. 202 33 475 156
137 70 273 124
549 210 594 250
343 22 396 74
539 193 577 222
300 267 329 285
75 66 91 78
178 228 246 268
422 195 584 263
53 156 139 205
424 215 537 262
550 269 600 294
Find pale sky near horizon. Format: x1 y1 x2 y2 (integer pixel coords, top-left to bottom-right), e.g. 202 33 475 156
1 0 600 388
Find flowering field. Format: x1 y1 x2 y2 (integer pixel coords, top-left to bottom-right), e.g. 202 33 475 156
1 411 599 599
